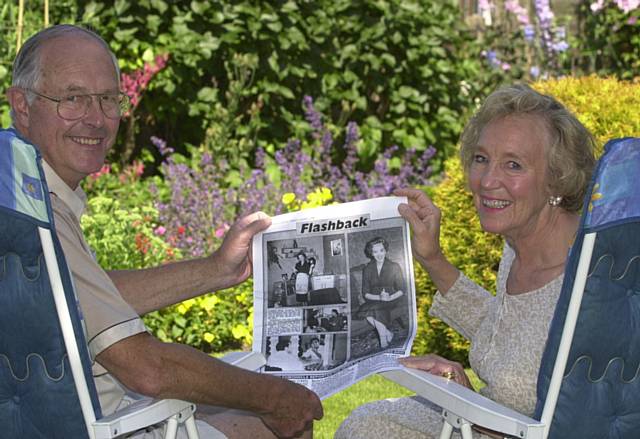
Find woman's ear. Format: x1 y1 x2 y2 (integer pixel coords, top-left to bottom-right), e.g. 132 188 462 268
6 87 31 130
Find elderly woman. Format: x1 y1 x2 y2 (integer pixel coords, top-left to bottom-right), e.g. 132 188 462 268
336 84 596 438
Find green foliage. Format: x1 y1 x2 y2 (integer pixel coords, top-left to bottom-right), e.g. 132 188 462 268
81 166 255 351
0 2 78 126
81 195 176 269
533 75 640 154
576 2 640 79
144 284 255 352
79 0 484 167
412 75 640 363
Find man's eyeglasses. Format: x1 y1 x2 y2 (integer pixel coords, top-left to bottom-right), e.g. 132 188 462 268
27 89 131 120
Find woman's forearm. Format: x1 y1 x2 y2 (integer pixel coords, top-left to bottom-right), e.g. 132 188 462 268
416 252 460 295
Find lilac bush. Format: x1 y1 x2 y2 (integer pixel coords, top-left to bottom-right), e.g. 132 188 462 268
153 96 435 257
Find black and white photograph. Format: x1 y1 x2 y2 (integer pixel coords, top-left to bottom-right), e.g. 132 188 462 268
264 334 348 372
264 235 348 308
348 227 411 360
330 238 343 256
303 306 348 333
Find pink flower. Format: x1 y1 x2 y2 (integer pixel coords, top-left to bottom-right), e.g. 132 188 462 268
154 226 167 236
616 0 640 13
90 164 111 179
590 0 605 12
133 161 144 177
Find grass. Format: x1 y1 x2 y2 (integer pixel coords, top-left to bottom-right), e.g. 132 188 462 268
314 374 415 439
313 369 483 438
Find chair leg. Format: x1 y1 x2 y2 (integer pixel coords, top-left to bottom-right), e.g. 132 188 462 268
460 422 473 439
184 415 201 439
164 415 179 439
439 420 454 439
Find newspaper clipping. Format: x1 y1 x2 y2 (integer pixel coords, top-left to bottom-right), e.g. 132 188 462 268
252 197 417 399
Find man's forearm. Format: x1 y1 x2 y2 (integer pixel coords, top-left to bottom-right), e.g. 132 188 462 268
108 252 236 315
97 333 314 417
108 249 239 315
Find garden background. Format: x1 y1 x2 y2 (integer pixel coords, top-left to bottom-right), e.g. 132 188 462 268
1 0 640 437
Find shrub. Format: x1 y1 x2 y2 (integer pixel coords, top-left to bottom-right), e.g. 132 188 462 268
413 75 640 363
80 0 484 167
576 1 640 79
81 163 256 351
153 95 435 258
533 75 640 154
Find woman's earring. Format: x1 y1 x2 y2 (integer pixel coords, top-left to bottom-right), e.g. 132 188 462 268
548 196 562 207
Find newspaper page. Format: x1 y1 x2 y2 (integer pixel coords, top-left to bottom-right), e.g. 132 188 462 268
252 197 417 399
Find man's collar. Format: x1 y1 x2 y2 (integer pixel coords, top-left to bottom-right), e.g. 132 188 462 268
41 160 87 221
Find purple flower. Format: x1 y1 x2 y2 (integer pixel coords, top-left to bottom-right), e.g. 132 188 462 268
530 66 541 78
523 25 535 41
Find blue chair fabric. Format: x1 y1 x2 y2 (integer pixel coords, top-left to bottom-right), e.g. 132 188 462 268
535 138 640 438
0 128 101 438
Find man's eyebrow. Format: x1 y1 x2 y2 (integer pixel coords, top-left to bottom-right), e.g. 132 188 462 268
62 85 120 94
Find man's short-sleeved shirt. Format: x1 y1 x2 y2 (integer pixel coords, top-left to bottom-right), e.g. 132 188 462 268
43 161 147 415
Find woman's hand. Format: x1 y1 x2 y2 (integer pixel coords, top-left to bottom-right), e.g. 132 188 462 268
395 188 443 266
395 188 460 294
399 354 473 389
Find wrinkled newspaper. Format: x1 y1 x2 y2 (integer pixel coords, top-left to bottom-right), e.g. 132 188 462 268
252 197 417 399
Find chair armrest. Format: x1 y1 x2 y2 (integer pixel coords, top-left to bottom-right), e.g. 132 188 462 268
93 398 196 439
381 368 546 439
220 351 266 371
93 352 265 438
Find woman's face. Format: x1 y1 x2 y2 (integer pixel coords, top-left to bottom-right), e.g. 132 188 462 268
297 254 305 262
371 242 387 262
468 114 552 242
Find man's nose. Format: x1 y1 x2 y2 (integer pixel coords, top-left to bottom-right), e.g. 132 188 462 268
82 97 105 127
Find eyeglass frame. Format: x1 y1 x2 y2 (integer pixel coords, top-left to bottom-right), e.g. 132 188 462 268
25 88 131 121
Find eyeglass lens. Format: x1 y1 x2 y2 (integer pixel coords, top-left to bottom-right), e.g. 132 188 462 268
58 95 128 120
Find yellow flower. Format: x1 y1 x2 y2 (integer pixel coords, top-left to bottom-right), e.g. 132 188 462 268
203 332 215 343
201 295 220 312
589 183 603 212
177 304 188 315
282 193 296 205
231 324 250 340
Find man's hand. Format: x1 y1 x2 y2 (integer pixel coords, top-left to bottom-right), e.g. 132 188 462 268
212 211 271 289
400 354 473 389
259 378 324 438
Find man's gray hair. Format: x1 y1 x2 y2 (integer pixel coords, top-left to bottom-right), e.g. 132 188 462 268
11 24 120 117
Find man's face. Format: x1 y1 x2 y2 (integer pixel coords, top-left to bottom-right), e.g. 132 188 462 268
20 35 120 188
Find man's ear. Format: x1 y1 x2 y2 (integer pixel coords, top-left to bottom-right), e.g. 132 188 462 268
6 87 31 130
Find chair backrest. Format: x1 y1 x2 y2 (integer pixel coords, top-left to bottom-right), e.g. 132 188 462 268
534 137 640 438
0 128 101 438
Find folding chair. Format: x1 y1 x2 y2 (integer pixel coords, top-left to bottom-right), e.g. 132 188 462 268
382 137 640 438
0 128 211 439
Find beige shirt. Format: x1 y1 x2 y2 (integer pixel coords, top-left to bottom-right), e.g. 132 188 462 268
431 244 563 416
43 161 147 415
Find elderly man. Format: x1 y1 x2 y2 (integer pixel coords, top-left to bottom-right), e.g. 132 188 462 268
6 24 322 438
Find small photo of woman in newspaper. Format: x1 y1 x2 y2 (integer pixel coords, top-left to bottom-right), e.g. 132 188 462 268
356 236 405 348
